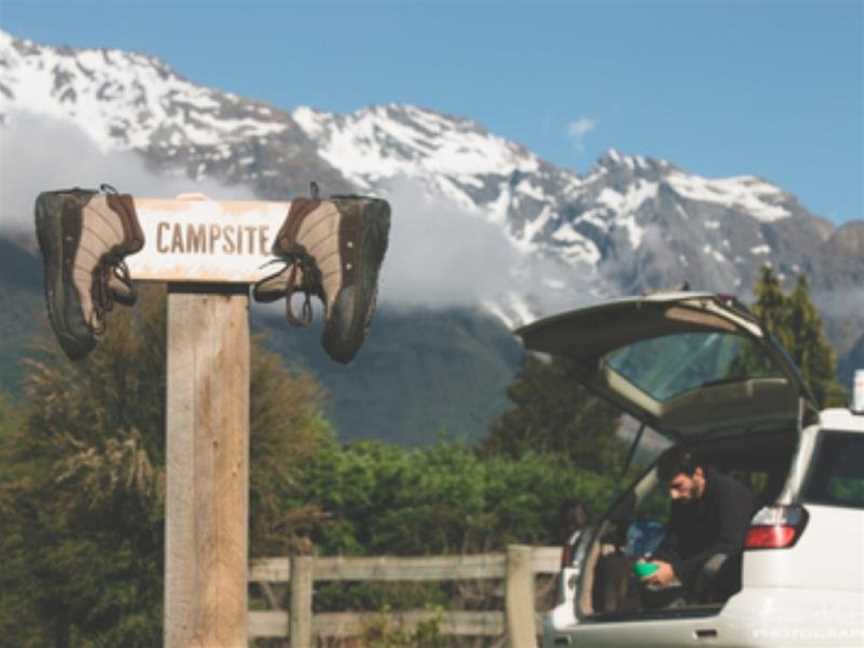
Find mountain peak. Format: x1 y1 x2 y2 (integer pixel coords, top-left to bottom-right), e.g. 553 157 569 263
595 148 672 175
0 30 292 153
291 101 541 198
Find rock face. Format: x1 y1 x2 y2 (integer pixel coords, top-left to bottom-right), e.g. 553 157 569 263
2 29 862 441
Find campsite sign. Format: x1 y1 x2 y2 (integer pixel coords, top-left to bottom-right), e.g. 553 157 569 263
127 195 288 283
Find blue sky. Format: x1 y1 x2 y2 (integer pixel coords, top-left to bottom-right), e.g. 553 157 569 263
3 0 862 224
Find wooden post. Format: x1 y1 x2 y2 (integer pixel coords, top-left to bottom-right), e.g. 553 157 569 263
506 545 536 648
290 556 314 648
165 284 250 648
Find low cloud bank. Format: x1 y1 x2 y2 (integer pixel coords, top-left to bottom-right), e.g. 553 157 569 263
813 288 864 322
377 176 601 317
379 177 523 308
0 111 253 242
1 112 594 319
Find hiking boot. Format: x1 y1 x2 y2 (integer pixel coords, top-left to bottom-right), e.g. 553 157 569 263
253 194 390 363
34 187 145 360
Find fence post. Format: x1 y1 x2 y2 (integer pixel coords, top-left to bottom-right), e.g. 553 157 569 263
290 555 314 648
506 545 536 648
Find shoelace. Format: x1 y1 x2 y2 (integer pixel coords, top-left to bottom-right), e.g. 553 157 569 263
90 258 135 334
259 252 322 327
284 253 321 327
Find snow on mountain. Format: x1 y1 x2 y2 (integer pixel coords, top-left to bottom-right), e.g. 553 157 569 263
1 28 857 326
0 29 353 199
0 30 288 152
290 102 609 295
666 171 794 222
293 104 542 205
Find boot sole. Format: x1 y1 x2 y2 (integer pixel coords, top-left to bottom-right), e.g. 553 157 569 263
35 192 94 360
323 198 391 363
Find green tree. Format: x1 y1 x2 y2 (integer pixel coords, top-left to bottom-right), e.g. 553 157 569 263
0 393 43 646
751 266 846 408
752 264 787 334
481 354 624 472
0 285 332 646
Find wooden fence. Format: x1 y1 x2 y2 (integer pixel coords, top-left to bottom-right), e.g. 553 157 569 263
248 545 561 647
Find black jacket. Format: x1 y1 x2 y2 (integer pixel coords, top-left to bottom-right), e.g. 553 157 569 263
657 467 755 590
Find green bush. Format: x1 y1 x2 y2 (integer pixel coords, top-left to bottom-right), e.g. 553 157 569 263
289 440 618 613
297 441 617 558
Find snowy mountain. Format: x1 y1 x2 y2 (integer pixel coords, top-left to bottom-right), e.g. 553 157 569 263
1 29 849 303
288 100 855 330
2 29 862 441
0 29 353 198
285 101 829 285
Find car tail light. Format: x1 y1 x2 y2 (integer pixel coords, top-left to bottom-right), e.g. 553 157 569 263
745 504 809 550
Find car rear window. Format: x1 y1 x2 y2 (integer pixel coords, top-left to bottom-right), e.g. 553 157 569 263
803 431 864 509
605 332 781 402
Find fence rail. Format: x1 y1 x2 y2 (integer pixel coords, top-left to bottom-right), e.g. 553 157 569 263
248 545 561 647
250 610 506 639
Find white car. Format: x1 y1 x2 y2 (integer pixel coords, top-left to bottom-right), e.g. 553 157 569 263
515 292 864 648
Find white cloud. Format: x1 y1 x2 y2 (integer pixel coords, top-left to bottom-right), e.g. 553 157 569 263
376 176 605 315
0 111 254 244
1 111 600 318
565 116 597 152
376 177 525 308
813 288 864 322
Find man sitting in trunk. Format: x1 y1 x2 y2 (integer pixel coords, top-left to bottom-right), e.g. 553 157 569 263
642 448 755 605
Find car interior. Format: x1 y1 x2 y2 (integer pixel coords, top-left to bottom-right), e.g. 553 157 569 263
576 427 799 623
